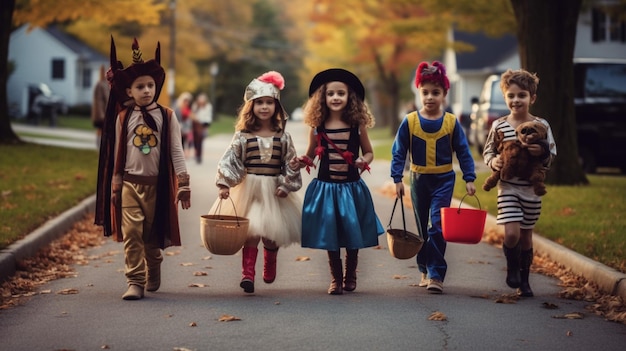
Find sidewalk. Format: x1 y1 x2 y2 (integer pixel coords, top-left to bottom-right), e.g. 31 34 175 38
1 121 625 301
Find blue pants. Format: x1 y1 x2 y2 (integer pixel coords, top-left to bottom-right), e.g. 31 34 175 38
410 171 455 282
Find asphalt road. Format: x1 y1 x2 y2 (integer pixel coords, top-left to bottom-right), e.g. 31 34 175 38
1 121 625 350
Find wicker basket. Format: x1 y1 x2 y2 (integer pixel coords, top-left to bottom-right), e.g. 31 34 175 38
200 199 249 255
386 197 424 260
387 229 424 260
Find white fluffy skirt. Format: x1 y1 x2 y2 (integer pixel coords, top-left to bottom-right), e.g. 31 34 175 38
208 174 302 247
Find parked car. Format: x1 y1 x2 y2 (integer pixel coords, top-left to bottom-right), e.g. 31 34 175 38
27 83 68 126
470 58 626 173
470 75 508 154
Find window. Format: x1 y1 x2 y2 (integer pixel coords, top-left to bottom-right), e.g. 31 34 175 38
592 7 626 43
82 68 92 88
51 59 65 79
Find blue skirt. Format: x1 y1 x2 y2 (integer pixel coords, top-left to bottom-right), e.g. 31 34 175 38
301 178 384 251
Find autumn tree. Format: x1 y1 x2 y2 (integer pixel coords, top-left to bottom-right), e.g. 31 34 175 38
0 0 165 144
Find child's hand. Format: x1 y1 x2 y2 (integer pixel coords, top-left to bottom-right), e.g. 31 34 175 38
355 157 371 174
275 188 288 198
490 156 503 171
177 188 191 209
466 182 476 196
289 156 301 170
218 186 230 200
395 182 405 198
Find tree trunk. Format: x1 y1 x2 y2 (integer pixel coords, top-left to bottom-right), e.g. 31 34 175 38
1 0 21 144
510 0 587 185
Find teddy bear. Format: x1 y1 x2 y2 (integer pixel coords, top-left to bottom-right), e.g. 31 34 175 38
482 120 549 196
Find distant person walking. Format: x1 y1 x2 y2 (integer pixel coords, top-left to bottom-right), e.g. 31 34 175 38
191 93 212 164
91 65 110 147
175 92 194 158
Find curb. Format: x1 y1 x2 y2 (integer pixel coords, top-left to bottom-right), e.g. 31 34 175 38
0 194 96 282
473 200 626 300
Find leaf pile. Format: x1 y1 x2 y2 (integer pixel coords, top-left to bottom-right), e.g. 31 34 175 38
0 214 104 310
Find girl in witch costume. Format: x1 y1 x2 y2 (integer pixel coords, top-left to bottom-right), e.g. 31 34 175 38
294 68 384 295
212 71 303 294
95 37 191 300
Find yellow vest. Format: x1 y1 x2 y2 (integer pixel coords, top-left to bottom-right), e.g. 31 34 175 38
408 111 456 174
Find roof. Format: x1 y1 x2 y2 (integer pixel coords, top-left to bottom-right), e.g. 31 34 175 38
453 31 518 70
44 26 107 62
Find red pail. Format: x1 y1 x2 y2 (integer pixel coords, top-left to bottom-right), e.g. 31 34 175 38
441 194 487 244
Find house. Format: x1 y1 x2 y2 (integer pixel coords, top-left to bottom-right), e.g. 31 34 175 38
8 25 108 118
420 4 626 123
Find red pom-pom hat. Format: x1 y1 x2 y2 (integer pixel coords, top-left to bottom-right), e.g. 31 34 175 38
244 71 285 102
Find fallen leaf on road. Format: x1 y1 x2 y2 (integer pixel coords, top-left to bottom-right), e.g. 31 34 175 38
295 256 310 261
57 288 79 295
392 275 408 279
566 331 573 336
202 255 212 260
494 293 519 304
189 322 197 327
193 271 208 276
552 312 584 319
428 311 447 321
542 302 559 309
219 314 241 322
188 283 207 288
180 262 194 266
101 344 110 349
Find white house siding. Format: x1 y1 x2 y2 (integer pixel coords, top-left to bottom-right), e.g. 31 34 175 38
575 10 626 59
8 25 107 117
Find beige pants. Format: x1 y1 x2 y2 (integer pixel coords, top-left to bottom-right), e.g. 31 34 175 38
121 181 163 287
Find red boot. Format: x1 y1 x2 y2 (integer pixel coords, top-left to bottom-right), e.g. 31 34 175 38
240 246 258 293
263 247 279 284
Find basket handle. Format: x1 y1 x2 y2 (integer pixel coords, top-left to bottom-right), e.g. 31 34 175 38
388 196 412 239
213 197 243 226
457 193 482 213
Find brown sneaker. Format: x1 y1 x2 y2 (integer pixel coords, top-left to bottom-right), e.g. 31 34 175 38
427 279 443 294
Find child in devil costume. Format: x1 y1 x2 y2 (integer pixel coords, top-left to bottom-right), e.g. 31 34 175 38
95 37 191 300
212 71 302 294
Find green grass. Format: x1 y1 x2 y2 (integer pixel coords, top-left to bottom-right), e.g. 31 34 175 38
0 143 99 249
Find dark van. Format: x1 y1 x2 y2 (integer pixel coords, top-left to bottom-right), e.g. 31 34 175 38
471 58 626 173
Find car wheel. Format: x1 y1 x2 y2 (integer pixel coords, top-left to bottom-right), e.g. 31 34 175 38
578 147 596 174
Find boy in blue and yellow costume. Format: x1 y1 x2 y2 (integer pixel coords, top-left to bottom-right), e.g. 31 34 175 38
390 61 476 294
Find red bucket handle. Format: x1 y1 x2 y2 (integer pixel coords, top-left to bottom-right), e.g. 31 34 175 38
456 194 482 213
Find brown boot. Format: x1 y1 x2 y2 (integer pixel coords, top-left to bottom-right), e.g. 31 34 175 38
240 247 258 293
518 248 534 297
343 250 358 292
145 246 163 292
263 247 279 284
122 284 144 300
503 243 521 289
328 258 343 295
